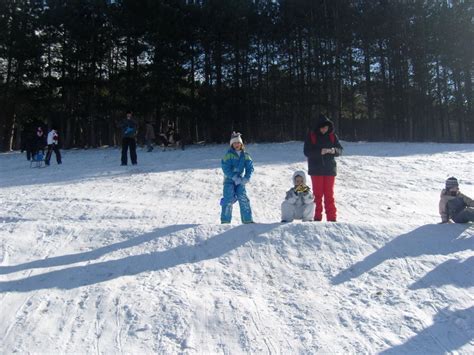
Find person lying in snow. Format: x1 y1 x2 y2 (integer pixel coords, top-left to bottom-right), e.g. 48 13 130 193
439 177 474 223
281 170 315 223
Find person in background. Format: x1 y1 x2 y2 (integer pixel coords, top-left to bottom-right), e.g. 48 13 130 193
31 126 47 160
45 126 62 165
21 124 35 161
121 110 138 165
145 120 155 152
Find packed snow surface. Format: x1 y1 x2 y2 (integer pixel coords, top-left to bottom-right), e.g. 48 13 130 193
0 141 473 354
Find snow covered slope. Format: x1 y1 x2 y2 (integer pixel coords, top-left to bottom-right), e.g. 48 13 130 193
0 142 473 353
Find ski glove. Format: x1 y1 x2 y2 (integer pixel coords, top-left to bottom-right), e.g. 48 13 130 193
241 178 249 185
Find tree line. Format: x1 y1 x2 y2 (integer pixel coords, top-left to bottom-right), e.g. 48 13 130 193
0 0 472 151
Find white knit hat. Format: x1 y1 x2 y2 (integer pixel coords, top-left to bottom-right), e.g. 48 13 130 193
229 132 243 146
292 170 307 185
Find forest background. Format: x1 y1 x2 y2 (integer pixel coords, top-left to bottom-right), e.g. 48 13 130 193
0 0 472 151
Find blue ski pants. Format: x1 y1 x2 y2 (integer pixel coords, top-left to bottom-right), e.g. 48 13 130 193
221 180 253 223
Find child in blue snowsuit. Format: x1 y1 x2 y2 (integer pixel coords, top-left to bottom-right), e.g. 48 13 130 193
221 132 254 224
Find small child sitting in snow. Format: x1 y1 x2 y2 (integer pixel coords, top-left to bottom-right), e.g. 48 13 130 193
281 171 315 222
439 177 474 223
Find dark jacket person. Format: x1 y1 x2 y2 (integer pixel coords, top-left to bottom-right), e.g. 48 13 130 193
121 111 138 165
303 114 343 221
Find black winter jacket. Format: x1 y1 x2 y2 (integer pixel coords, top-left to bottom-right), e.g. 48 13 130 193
303 116 343 176
121 119 138 138
33 133 47 151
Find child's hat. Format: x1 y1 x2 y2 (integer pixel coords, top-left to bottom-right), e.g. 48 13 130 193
445 177 459 189
230 131 243 146
292 170 307 185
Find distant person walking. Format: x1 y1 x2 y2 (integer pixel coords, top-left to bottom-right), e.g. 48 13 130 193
145 121 155 152
304 114 343 222
45 127 62 165
121 110 138 166
21 124 35 161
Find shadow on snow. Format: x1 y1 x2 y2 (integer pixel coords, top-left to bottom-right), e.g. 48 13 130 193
381 306 474 354
0 223 279 292
0 224 196 275
332 224 473 285
409 256 474 290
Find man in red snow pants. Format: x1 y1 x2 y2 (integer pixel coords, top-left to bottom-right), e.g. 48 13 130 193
303 114 343 222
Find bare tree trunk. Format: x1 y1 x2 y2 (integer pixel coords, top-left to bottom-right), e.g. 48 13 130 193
1 40 14 151
453 68 466 142
363 43 374 121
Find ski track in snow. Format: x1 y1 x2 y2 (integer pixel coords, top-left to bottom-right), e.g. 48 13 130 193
0 141 473 354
